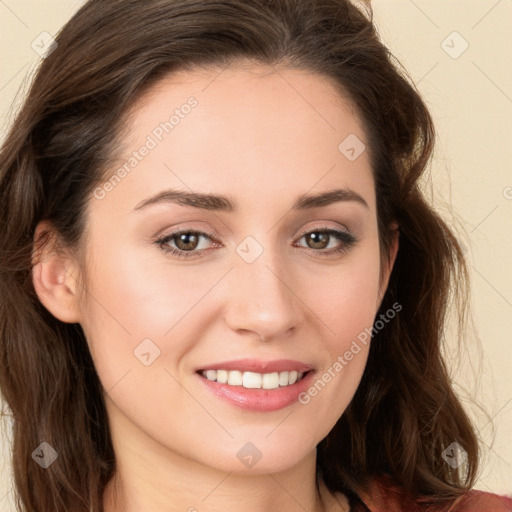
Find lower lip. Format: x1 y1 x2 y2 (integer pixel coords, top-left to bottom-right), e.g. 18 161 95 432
197 371 315 412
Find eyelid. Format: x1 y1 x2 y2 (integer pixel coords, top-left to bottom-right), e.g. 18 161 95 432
159 227 220 247
296 222 351 238
156 221 352 241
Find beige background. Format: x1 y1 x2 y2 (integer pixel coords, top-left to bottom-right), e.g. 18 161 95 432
0 0 511 507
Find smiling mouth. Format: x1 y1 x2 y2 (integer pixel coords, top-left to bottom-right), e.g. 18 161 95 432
197 369 311 390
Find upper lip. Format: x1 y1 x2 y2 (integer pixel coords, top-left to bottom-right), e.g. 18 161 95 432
197 359 314 374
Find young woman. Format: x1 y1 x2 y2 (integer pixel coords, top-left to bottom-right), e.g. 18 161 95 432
0 1 510 511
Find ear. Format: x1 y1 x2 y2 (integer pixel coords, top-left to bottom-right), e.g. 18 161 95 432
376 222 399 310
32 221 82 323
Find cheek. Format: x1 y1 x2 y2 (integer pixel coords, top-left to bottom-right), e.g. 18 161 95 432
81 225 219 332
310 238 382 343
297 282 377 439
77 243 206 443
297 238 381 417
77 239 204 387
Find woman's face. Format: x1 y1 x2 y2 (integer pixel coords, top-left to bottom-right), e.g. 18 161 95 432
73 63 397 474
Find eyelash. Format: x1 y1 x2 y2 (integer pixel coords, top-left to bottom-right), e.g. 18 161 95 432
155 226 357 260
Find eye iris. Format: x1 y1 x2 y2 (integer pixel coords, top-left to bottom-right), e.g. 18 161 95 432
176 233 199 251
307 232 329 249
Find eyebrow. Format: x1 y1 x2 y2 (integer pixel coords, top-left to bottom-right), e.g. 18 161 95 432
133 187 369 212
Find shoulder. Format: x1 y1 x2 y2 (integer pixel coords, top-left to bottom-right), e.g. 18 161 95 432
356 474 512 512
447 488 512 511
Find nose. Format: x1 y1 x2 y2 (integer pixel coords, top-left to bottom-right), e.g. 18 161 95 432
223 246 302 342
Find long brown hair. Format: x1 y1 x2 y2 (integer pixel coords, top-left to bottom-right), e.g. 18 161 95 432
0 0 480 510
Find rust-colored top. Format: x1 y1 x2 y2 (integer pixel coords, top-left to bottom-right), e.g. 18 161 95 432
351 474 512 511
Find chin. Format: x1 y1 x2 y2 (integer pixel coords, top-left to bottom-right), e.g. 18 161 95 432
191 432 319 475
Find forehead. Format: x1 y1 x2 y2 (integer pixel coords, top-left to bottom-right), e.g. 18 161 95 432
96 62 375 217
127 62 363 141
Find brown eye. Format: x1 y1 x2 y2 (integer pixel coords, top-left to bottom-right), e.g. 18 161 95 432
304 231 330 250
156 229 218 259
296 228 357 255
174 232 201 251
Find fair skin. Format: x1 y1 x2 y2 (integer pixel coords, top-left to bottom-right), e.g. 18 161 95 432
33 62 398 512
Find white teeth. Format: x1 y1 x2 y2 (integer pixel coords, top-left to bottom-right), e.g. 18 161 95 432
216 370 228 384
262 372 279 389
227 370 243 386
200 369 308 389
279 371 289 386
242 371 262 389
205 370 217 381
